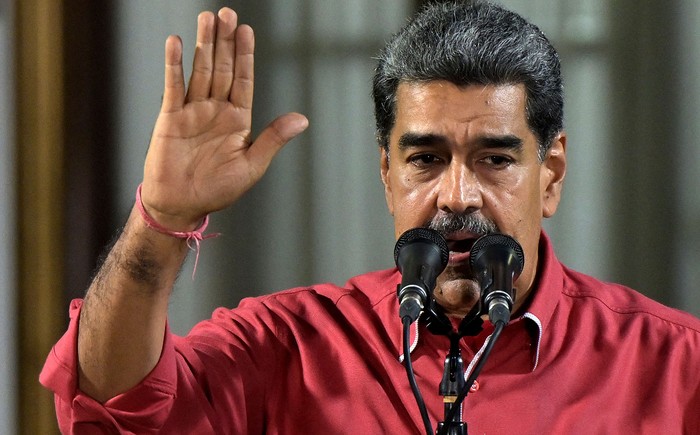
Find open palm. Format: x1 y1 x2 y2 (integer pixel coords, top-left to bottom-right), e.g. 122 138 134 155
142 8 308 230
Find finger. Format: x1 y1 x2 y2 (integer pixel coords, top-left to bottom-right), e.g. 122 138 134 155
161 35 185 113
185 11 216 102
230 24 255 110
247 113 309 173
211 8 238 100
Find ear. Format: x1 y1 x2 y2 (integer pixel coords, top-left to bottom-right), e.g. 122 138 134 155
380 147 394 216
541 132 567 218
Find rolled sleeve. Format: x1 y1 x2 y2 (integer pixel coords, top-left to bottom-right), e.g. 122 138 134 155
40 299 178 434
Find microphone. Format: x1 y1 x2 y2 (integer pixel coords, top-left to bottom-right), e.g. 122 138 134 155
394 228 449 323
469 234 524 325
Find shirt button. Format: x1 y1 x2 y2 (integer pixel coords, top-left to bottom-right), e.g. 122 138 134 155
469 380 480 392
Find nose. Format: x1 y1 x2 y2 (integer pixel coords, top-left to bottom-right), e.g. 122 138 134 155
436 162 482 215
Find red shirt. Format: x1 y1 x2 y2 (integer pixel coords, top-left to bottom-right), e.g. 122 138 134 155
41 234 700 434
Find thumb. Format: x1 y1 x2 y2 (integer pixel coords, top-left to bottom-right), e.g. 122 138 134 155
247 112 309 171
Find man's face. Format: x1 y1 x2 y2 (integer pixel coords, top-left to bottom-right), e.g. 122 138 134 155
381 81 566 317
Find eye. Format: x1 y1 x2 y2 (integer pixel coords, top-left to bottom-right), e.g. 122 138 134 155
409 153 441 167
481 155 514 168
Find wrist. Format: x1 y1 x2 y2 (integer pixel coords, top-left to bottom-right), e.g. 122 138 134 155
137 183 204 231
143 207 203 233
135 183 219 278
135 184 210 234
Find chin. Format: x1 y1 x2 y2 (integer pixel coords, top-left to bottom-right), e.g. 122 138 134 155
433 277 481 316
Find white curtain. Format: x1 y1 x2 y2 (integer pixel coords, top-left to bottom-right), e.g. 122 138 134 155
113 0 700 338
114 0 409 334
502 0 700 316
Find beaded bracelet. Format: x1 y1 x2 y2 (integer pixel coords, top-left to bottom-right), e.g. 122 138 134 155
135 183 219 278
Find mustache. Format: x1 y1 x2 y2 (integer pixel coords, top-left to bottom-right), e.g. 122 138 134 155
427 213 499 238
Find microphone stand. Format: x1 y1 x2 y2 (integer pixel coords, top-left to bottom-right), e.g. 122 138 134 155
421 299 483 435
437 334 467 435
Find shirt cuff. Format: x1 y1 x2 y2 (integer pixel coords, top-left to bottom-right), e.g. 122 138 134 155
39 298 177 433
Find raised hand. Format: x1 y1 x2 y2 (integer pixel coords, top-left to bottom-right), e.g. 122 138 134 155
142 8 308 230
76 8 309 404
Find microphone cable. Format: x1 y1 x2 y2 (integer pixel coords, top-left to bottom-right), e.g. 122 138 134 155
402 315 434 435
436 320 506 435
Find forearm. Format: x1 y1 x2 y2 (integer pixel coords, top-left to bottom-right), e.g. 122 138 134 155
77 205 190 402
75 5 307 404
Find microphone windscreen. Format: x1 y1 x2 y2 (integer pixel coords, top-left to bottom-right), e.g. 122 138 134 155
394 228 449 269
469 233 524 275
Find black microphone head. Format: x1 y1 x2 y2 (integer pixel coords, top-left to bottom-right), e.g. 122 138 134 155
469 233 525 323
394 227 449 270
469 233 525 279
393 228 449 322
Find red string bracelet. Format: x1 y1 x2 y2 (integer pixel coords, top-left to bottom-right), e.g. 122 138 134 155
135 183 219 278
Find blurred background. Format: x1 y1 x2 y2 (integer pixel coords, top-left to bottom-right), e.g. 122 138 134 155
2 0 699 433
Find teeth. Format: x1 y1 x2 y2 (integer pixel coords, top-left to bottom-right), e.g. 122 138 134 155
448 239 476 253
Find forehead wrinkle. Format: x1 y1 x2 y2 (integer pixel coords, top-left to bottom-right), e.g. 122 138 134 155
392 82 533 154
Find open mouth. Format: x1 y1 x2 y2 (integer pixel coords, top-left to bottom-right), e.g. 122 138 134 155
447 238 477 254
446 237 479 266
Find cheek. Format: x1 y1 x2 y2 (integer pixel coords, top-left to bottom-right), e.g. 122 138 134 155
485 173 541 232
500 175 544 271
390 174 438 231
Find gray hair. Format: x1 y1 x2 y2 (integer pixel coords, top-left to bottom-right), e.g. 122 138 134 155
372 0 563 161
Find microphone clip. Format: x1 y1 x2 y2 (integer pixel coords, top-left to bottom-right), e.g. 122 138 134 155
422 298 484 339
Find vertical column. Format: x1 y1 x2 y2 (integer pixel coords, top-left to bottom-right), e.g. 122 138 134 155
15 0 65 433
672 1 700 317
0 0 17 433
606 0 682 303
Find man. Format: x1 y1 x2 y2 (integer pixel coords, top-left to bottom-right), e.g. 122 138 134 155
41 1 700 433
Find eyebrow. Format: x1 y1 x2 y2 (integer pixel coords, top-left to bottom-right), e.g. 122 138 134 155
397 131 524 152
397 132 445 150
477 135 524 152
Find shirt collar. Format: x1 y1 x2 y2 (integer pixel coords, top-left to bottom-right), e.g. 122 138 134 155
518 231 566 371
